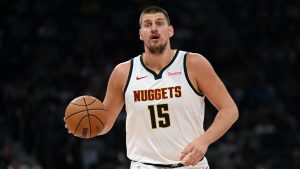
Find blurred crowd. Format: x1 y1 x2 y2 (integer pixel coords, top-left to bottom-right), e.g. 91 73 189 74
1 0 299 169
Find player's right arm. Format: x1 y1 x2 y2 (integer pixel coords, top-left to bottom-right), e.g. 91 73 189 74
99 60 131 135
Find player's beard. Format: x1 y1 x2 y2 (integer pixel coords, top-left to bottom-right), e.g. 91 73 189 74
146 41 167 54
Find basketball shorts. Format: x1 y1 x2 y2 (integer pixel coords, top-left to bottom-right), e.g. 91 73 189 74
130 158 210 169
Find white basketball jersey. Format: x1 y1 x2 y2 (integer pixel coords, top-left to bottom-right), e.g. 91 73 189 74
124 50 206 164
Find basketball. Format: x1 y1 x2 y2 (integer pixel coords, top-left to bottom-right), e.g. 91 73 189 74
64 95 107 139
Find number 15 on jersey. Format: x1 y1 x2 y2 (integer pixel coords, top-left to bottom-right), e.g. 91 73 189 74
148 104 171 129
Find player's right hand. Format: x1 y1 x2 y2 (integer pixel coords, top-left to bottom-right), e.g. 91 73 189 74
179 136 209 166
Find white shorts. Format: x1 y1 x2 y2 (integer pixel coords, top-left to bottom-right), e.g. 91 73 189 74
130 159 210 169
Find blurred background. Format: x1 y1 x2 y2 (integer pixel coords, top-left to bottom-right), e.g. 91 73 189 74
1 0 299 169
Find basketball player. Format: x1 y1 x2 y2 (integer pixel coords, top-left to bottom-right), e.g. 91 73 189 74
100 6 239 169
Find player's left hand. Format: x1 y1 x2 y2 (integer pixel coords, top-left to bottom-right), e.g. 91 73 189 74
179 136 210 166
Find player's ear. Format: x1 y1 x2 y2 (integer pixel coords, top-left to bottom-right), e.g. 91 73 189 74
169 25 174 38
139 29 144 41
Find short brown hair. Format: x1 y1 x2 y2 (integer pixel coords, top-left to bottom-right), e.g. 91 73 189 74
139 6 170 26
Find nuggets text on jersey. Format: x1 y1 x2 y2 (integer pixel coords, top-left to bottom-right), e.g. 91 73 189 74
133 86 182 102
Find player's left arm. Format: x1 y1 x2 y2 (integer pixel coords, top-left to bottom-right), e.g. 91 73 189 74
180 53 239 166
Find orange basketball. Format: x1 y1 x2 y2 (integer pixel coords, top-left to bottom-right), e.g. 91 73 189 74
64 95 107 139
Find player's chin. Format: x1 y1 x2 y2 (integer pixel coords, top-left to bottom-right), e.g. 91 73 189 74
149 42 162 49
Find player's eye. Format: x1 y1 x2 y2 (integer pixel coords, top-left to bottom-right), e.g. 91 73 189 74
143 23 151 28
156 21 164 26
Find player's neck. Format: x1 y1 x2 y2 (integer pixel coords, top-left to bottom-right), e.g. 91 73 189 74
143 48 175 74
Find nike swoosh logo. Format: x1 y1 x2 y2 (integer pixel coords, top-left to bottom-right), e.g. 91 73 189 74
136 76 148 80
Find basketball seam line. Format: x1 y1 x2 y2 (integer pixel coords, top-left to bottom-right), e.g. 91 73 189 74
89 114 105 131
65 108 106 120
74 114 86 137
72 114 104 138
83 97 92 138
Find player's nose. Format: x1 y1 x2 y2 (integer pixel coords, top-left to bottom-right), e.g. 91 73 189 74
150 25 158 31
